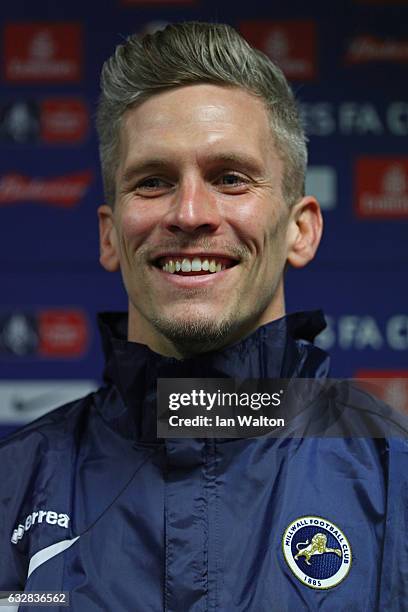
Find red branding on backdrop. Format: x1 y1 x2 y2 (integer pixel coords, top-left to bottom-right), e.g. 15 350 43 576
345 35 408 64
3 23 82 83
355 158 408 218
355 370 408 415
0 171 92 207
239 20 317 80
38 310 88 357
40 99 89 143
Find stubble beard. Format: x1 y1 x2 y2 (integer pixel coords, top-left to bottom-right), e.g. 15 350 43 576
150 306 240 357
149 284 273 358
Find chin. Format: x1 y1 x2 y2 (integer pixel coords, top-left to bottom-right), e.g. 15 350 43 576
150 312 237 357
155 303 224 326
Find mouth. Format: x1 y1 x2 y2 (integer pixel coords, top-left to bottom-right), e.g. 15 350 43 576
153 254 239 276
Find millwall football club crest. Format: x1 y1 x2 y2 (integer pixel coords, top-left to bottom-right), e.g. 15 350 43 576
282 516 352 589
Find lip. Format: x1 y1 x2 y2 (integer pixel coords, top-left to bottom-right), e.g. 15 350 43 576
150 261 238 287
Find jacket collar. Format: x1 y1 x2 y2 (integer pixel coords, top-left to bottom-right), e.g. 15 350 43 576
99 310 329 380
97 311 330 441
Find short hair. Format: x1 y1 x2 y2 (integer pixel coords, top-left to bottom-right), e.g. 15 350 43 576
96 21 307 207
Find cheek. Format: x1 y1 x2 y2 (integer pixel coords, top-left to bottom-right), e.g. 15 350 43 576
119 204 157 244
226 201 282 251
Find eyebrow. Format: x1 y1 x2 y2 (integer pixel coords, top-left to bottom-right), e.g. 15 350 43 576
121 159 172 188
120 152 265 187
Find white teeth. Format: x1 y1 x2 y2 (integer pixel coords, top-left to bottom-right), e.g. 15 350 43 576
191 257 201 272
181 258 192 272
161 256 231 273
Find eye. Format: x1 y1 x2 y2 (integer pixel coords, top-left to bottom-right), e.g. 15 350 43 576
132 177 172 198
216 172 250 191
220 173 244 184
135 177 170 190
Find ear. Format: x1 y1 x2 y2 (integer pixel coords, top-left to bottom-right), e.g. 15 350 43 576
286 196 323 269
97 204 120 272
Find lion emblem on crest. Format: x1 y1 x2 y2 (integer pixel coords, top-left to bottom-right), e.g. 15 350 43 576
294 532 342 566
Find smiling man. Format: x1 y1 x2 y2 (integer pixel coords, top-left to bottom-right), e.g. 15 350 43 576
97 77 321 358
1 22 407 612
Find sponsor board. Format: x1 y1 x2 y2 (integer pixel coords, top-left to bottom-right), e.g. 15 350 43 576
0 98 88 144
305 167 337 210
41 99 89 143
0 310 89 358
345 35 408 64
0 380 97 424
300 101 408 136
354 370 408 414
38 310 89 357
0 100 40 143
355 158 408 218
0 170 93 207
316 314 408 351
239 20 317 80
3 23 82 83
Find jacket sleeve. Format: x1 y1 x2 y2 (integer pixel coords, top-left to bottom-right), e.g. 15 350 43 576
0 434 36 591
378 437 408 610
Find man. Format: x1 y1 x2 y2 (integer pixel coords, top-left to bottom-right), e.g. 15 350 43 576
1 22 407 612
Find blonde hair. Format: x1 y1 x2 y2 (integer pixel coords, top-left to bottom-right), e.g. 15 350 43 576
96 21 307 207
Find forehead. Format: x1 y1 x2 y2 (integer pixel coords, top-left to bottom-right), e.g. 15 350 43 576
118 84 279 169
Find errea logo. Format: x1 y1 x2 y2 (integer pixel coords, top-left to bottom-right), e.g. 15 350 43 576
11 510 70 544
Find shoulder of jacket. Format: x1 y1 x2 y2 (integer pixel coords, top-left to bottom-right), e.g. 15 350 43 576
332 380 408 438
0 386 109 456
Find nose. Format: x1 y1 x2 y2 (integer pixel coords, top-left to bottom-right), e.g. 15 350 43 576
164 176 222 235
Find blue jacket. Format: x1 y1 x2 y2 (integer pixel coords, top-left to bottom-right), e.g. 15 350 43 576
1 311 407 611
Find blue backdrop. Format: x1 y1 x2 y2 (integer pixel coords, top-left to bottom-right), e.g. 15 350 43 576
0 0 407 436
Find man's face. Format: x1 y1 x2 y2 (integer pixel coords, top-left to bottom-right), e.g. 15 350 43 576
99 84 308 356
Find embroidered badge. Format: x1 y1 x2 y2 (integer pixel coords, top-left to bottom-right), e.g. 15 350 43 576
282 515 352 589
